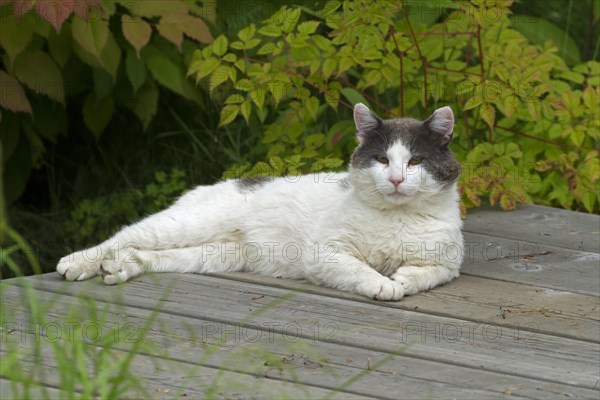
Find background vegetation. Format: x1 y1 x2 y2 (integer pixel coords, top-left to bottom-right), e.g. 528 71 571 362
1 0 598 277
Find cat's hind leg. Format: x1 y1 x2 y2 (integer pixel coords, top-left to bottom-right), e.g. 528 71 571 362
58 181 245 282
99 242 246 285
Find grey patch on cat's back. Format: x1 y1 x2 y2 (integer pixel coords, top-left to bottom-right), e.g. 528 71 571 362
236 176 271 192
339 178 352 190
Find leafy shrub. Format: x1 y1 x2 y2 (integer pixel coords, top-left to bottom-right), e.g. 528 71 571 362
190 0 599 213
0 0 213 204
64 168 187 248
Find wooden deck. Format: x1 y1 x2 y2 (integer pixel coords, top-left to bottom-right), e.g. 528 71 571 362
2 204 599 399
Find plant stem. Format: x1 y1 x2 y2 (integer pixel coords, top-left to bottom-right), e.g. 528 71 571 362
390 28 404 117
405 10 428 115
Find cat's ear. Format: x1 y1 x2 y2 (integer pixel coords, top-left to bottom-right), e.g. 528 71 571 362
354 103 381 144
424 106 454 147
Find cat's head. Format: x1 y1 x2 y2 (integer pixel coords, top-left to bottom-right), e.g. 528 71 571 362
349 103 460 208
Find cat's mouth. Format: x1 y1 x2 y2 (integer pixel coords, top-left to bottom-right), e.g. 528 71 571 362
388 190 406 197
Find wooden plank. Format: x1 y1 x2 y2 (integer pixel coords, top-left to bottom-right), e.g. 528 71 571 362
207 272 600 343
9 274 599 389
464 204 600 253
1 336 364 400
462 232 600 295
0 378 69 400
2 285 596 399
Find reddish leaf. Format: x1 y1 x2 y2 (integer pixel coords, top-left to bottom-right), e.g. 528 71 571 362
181 15 213 44
122 15 152 56
157 16 183 49
35 0 75 32
0 70 32 114
12 0 35 19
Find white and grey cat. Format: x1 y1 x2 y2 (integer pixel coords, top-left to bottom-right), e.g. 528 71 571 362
57 103 463 301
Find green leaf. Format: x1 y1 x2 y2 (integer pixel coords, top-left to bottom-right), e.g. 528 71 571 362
258 24 282 37
230 41 245 50
463 96 483 111
126 49 147 93
29 96 68 142
305 97 319 121
322 59 337 79
570 127 585 146
47 22 73 67
4 129 32 205
145 52 184 95
338 57 354 74
257 43 278 55
581 191 596 213
97 32 121 82
219 104 239 126
281 8 301 33
235 79 254 91
209 65 230 93
0 10 34 63
240 101 251 124
340 88 370 108
213 35 228 56
505 143 522 159
121 0 189 17
481 104 495 128
188 57 220 81
13 51 65 104
93 68 113 101
0 71 32 114
82 93 114 138
317 1 341 17
224 94 244 104
122 15 152 56
526 101 540 121
501 94 518 117
127 79 159 130
510 17 581 66
71 14 109 61
297 21 320 36
238 24 256 42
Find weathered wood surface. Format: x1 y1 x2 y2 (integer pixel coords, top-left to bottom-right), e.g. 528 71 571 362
2 204 599 399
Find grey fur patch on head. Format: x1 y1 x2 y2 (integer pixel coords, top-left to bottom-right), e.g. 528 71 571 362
350 105 461 185
236 176 271 192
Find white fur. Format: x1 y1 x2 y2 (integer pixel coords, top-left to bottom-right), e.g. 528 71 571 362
57 153 463 301
57 107 463 300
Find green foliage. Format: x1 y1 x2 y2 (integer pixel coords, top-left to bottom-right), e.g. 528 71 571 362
0 0 213 203
190 0 599 213
65 169 187 247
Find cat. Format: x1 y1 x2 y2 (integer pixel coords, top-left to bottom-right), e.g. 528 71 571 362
57 103 463 301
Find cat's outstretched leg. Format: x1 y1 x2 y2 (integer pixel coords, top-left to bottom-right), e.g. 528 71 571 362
98 243 246 285
306 253 406 301
390 265 459 296
57 181 245 282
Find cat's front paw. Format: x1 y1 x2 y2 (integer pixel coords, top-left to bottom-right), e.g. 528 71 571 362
57 248 104 281
358 278 405 301
390 270 419 296
99 255 143 285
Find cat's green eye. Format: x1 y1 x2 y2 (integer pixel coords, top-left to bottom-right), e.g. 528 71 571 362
375 156 389 164
408 156 423 166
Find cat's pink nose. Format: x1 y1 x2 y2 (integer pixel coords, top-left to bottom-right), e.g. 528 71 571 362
389 178 404 187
